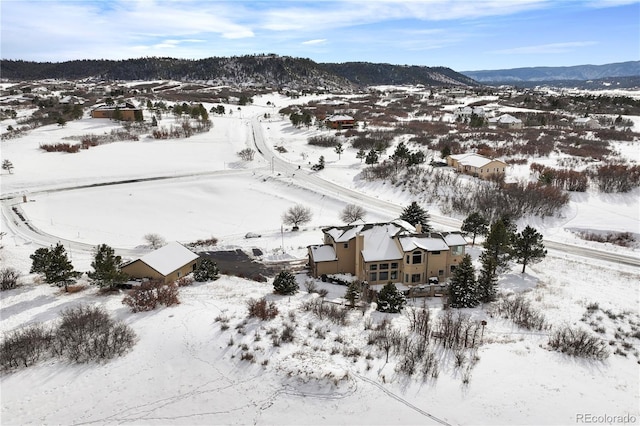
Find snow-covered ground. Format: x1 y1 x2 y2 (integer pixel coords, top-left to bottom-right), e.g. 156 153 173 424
1 90 639 425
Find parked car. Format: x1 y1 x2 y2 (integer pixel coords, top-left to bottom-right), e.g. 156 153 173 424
244 232 262 239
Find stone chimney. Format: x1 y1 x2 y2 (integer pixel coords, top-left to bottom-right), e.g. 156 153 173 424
415 223 422 234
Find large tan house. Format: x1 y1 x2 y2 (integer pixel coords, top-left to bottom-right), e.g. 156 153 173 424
447 153 507 180
122 242 199 284
91 101 143 121
325 114 355 129
308 221 467 289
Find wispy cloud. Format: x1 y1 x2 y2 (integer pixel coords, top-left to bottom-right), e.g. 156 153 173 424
491 41 598 55
302 39 328 46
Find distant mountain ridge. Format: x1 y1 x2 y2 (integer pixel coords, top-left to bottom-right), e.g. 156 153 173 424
0 55 476 89
463 61 640 83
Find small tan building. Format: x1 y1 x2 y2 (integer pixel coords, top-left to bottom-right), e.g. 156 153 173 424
447 153 507 180
91 102 143 121
308 221 467 290
122 242 199 284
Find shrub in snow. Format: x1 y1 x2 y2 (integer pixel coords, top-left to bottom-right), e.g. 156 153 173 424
247 298 279 320
193 258 220 282
175 275 195 287
122 280 180 313
0 267 20 290
376 282 406 313
56 305 136 363
301 299 348 325
273 270 298 295
548 326 609 360
1 324 54 370
1 305 136 371
432 310 482 350
489 294 548 331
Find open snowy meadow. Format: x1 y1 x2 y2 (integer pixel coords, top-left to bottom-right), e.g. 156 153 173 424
1 89 639 425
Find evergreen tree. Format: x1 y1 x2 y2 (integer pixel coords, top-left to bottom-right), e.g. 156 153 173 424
273 270 298 295
376 282 406 313
2 159 14 174
512 226 547 273
365 149 378 165
440 146 451 159
193 258 219 282
448 254 479 308
29 243 78 292
399 201 431 230
334 142 344 160
356 148 366 163
88 244 128 289
391 142 410 165
344 281 360 308
483 219 513 275
477 252 498 303
461 212 489 246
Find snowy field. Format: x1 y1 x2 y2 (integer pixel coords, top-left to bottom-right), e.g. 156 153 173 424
1 90 639 425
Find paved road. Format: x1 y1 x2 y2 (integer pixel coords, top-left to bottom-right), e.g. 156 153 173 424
2 113 638 269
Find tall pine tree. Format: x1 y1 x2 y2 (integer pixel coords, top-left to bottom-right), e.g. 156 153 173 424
512 226 547 273
376 282 406 313
448 254 479 308
483 219 513 275
29 243 78 292
273 270 298 295
461 212 488 246
477 252 498 303
399 201 431 231
89 244 128 289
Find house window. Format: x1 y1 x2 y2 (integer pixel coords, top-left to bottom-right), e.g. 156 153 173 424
431 251 441 255
451 246 463 256
379 271 389 281
405 274 409 283
438 270 444 276
406 255 410 264
370 272 377 282
412 251 422 264
177 271 181 278
450 265 457 273
411 273 421 283
390 271 398 280
391 262 398 269
370 264 378 271
343 243 349 249
379 263 389 270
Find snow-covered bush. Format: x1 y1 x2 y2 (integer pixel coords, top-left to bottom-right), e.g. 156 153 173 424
247 298 279 320
122 280 179 313
193 258 219 282
548 326 609 360
0 267 20 290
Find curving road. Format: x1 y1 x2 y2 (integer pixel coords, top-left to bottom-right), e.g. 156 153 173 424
1 113 638 269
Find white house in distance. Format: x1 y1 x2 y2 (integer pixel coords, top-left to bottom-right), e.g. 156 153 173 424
121 242 200 283
446 153 508 180
573 117 601 129
454 106 485 120
488 114 523 129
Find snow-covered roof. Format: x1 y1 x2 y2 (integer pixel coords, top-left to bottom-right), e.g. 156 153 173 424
399 236 449 252
495 114 522 124
309 245 337 262
326 114 354 122
138 242 199 276
450 153 505 168
360 224 404 262
441 232 468 246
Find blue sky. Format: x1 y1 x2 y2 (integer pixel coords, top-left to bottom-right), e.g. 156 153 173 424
1 0 638 71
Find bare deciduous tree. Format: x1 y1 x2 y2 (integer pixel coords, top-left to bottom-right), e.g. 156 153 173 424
282 204 312 230
144 233 166 249
340 204 366 224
